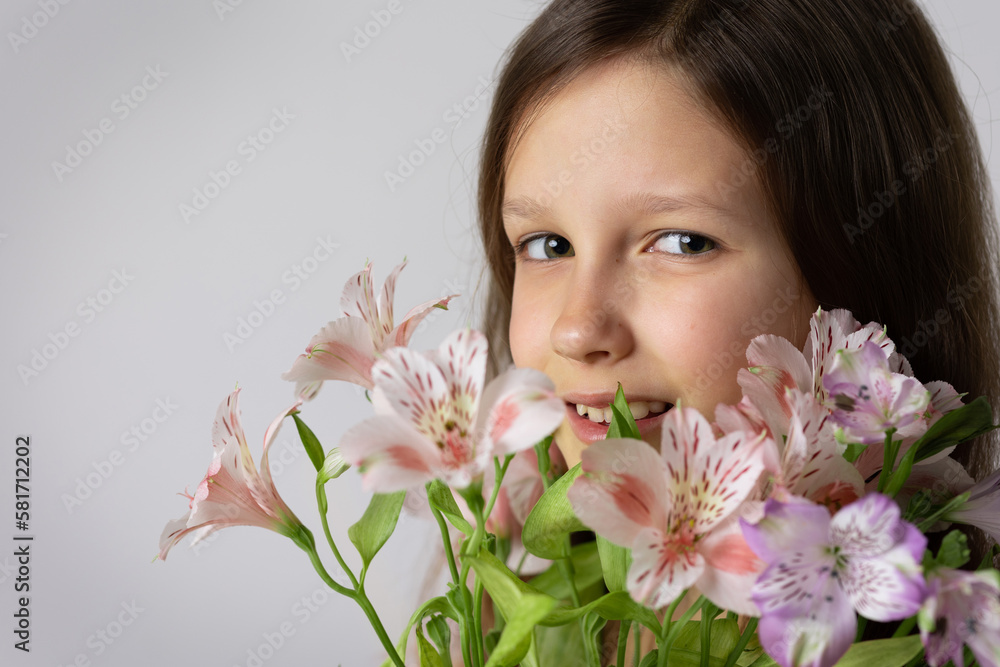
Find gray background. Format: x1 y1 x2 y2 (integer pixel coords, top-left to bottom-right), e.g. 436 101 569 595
0 1 997 665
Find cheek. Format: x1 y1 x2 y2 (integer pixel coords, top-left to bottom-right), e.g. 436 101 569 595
508 277 548 369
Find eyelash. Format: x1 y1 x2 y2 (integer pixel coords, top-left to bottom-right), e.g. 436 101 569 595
512 231 718 262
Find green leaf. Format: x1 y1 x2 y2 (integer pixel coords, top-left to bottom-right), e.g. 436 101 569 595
843 442 865 463
935 530 971 569
830 636 922 666
468 550 556 619
416 624 445 667
581 609 608 667
884 437 920 498
522 463 586 559
541 590 660 635
527 541 604 601
607 383 642 440
467 549 557 667
913 396 996 462
291 413 326 472
671 618 740 658
485 592 558 667
745 653 779 667
317 447 350 485
381 597 458 667
425 615 453 667
347 491 405 569
427 480 473 535
596 535 631 592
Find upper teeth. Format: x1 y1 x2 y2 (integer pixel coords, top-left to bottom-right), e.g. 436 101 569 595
575 401 668 423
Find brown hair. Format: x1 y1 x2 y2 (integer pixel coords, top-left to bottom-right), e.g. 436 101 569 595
477 0 1000 479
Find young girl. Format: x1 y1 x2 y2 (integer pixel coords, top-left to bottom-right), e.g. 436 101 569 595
475 0 999 657
477 0 999 475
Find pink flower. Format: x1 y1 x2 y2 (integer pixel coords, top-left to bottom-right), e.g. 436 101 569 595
742 494 926 667
567 406 767 614
719 389 865 510
919 567 1000 667
823 341 930 444
281 260 456 397
738 308 906 426
945 469 1000 544
339 329 564 491
158 390 307 560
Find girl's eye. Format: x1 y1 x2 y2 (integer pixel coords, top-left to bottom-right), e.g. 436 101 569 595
649 232 716 256
518 234 575 260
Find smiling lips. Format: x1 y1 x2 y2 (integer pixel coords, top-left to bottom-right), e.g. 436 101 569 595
563 397 673 444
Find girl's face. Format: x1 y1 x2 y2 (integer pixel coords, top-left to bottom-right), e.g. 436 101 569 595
503 58 817 467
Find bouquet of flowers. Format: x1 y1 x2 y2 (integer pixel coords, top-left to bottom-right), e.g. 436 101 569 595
159 260 1000 667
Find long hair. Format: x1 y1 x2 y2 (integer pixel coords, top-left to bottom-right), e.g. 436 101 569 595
477 0 1000 481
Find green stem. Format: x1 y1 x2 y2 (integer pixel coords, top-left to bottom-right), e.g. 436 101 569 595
877 429 899 493
660 594 708 667
617 621 631 667
430 498 461 586
303 546 403 667
700 603 718 667
459 559 483 667
722 617 758 667
483 455 514 520
632 623 641 667
474 575 485 662
892 616 917 638
429 502 473 667
315 482 359 589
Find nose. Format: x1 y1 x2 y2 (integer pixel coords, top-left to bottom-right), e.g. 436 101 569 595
550 267 635 364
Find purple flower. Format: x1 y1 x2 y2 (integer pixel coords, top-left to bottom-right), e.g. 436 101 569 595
823 341 930 444
741 493 926 667
946 469 1000 544
919 567 1000 667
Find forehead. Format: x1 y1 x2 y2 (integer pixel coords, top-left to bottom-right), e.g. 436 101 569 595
503 57 766 227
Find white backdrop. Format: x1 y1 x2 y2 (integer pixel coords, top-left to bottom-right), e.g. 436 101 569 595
1 1 997 665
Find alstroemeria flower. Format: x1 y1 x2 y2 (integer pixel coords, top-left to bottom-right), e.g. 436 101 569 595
738 308 907 429
719 388 864 510
339 329 564 491
742 494 926 667
823 341 931 445
159 390 306 560
282 260 456 397
919 567 1000 667
945 469 1000 544
568 406 767 614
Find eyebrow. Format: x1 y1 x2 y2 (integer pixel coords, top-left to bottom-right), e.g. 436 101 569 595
502 191 733 223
